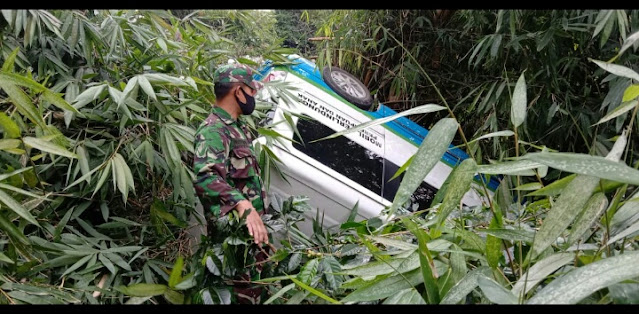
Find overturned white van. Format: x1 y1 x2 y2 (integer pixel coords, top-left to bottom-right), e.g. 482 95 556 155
254 55 500 235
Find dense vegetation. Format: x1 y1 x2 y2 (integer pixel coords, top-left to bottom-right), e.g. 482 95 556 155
0 9 638 304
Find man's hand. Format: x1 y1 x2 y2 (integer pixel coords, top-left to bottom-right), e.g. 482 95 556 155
235 200 269 245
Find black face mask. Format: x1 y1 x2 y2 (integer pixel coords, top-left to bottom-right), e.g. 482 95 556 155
235 87 256 115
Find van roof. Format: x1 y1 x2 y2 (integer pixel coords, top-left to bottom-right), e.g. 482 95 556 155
256 55 501 192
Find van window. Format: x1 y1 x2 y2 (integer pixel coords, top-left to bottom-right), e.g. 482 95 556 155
292 115 437 212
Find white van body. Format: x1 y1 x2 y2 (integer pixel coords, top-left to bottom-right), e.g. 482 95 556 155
254 55 499 236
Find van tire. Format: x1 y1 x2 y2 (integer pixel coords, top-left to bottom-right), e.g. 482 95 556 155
322 66 373 110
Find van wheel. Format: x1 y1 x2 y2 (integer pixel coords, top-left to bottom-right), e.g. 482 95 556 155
322 66 373 110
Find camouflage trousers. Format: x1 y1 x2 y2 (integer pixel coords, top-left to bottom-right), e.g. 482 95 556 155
226 245 270 304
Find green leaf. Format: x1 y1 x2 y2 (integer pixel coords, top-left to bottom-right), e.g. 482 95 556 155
2 47 19 72
117 283 167 297
595 100 638 125
480 228 535 243
136 75 156 101
512 182 543 191
467 130 514 145
437 158 477 226
163 289 184 304
297 258 319 285
440 266 492 304
0 112 21 138
511 252 574 298
527 251 639 304
23 136 77 159
72 84 107 109
0 81 45 127
520 152 639 185
0 252 14 264
98 253 116 275
402 217 440 304
526 174 576 197
0 211 30 245
168 256 184 289
112 153 129 201
92 161 112 197
590 58 639 81
341 251 419 277
476 159 544 176
312 104 446 142
76 146 91 183
61 254 92 277
477 275 518 304
382 288 425 304
510 71 527 128
565 192 609 247
288 275 341 304
389 118 458 216
622 84 639 102
264 283 295 304
42 90 79 114
0 139 21 150
0 189 40 226
530 175 600 259
341 268 424 303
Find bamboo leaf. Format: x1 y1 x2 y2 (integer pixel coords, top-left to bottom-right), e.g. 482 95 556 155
98 253 116 275
0 112 21 138
341 251 419 277
72 84 107 109
0 189 39 226
76 146 91 183
168 256 184 289
117 283 167 297
92 161 112 197
2 47 19 72
530 175 600 259
287 275 341 304
0 81 45 127
437 158 477 226
112 153 129 201
477 275 518 304
61 254 93 277
590 58 639 82
595 100 638 125
382 288 425 304
402 217 440 304
565 193 609 247
480 228 536 243
511 71 527 128
511 252 574 298
389 118 458 216
23 136 77 159
137 75 156 101
264 283 295 304
527 251 639 304
526 174 576 197
520 152 639 185
476 159 544 176
0 252 14 264
0 211 30 245
0 139 21 150
341 268 424 303
468 130 514 144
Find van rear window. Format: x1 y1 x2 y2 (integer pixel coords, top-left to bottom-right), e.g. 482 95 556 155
292 116 437 212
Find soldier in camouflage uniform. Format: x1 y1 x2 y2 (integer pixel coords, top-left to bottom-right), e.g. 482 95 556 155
193 63 270 304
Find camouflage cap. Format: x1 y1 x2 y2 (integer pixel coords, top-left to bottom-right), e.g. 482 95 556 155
213 63 264 90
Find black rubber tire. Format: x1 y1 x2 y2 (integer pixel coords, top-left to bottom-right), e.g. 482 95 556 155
322 66 373 110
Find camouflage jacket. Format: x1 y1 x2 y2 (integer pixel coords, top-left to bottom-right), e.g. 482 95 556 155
193 106 268 217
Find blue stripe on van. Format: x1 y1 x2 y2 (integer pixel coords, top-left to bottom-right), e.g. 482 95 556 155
256 57 501 192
